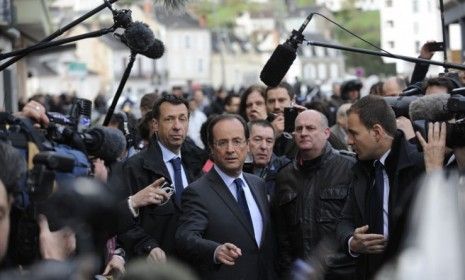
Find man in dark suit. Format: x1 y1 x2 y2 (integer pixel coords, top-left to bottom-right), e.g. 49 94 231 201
176 114 276 280
337 95 424 280
117 95 206 262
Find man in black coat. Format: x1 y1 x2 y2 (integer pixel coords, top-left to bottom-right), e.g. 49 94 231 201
117 95 206 261
337 95 424 280
274 110 355 280
176 114 277 280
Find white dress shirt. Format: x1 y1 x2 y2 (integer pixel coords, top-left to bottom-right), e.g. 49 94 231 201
214 165 263 246
158 141 188 188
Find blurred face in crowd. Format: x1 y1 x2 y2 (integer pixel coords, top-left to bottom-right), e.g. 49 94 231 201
249 124 275 168
294 110 330 160
246 91 267 121
266 87 292 115
0 180 11 261
193 90 204 105
155 102 189 153
425 85 448 95
211 118 249 177
382 78 402 96
224 96 241 114
347 112 383 160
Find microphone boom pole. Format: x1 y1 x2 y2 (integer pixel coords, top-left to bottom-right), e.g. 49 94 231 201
306 40 465 71
0 27 116 60
0 0 119 71
103 52 137 126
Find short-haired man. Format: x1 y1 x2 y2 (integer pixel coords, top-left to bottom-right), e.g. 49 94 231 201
265 82 299 159
117 95 206 262
247 120 290 201
274 110 355 279
176 114 277 279
337 95 424 279
224 93 241 114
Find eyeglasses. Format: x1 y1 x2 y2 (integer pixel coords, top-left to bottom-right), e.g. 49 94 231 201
214 138 247 149
160 182 175 206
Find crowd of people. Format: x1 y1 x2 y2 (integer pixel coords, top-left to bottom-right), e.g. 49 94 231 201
1 40 465 280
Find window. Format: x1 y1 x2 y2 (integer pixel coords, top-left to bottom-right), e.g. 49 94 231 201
415 41 420 53
385 0 393 7
388 41 395 48
413 0 419 13
198 59 203 73
185 35 191 48
387 20 394 28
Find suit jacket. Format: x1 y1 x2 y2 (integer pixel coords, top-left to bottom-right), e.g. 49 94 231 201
175 169 277 280
117 136 206 259
336 131 424 280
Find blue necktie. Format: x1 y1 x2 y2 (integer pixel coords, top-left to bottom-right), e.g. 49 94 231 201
234 178 253 229
369 160 384 234
170 157 184 205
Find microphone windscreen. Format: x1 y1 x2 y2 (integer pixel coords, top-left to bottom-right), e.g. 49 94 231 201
409 93 453 121
260 43 296 87
87 126 126 162
123 21 155 53
143 39 165 59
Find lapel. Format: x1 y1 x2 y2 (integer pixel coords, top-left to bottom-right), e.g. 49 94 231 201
353 161 373 222
243 173 268 247
141 140 171 182
206 169 257 244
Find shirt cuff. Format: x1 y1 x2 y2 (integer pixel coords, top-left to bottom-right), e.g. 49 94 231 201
128 196 139 218
348 236 360 257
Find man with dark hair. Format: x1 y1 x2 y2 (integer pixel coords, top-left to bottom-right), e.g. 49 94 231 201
265 82 299 159
176 114 277 280
118 95 206 262
423 75 462 95
274 110 355 279
224 93 241 114
247 120 289 201
337 95 424 280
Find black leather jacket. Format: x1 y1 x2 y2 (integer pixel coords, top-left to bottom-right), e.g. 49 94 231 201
274 143 356 279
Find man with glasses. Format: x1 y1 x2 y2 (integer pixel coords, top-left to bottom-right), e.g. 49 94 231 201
274 110 356 279
117 95 206 262
176 114 277 280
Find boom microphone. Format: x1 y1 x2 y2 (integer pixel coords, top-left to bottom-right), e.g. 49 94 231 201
142 39 165 59
409 93 453 121
81 126 126 162
260 13 314 87
122 21 155 53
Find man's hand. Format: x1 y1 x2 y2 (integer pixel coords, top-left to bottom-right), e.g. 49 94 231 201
37 214 76 261
396 116 416 140
349 225 386 254
92 158 108 183
15 100 49 127
102 254 125 277
147 247 166 263
214 243 242 266
416 122 446 172
131 177 170 209
271 115 285 136
419 41 436 60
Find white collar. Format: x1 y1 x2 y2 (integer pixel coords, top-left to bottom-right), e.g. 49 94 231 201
158 140 181 163
213 164 246 187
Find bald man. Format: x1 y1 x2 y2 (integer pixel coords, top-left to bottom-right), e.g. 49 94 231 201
274 110 356 279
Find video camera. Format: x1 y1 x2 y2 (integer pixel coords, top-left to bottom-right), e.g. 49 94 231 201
0 98 125 265
384 88 465 149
